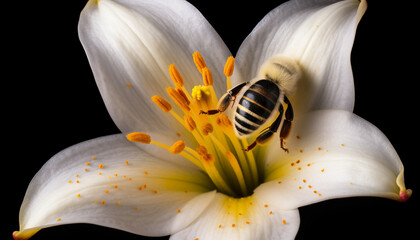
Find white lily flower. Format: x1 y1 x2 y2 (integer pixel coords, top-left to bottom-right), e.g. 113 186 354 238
14 0 411 240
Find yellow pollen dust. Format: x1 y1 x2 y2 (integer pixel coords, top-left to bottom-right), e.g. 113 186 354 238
192 85 211 101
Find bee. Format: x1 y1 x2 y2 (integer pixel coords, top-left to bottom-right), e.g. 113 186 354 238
200 56 302 152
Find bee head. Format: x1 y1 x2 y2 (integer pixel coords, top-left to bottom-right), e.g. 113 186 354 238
258 56 302 96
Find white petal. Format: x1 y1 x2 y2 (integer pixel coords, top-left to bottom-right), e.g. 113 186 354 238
78 0 231 136
17 134 216 238
234 0 367 115
170 193 300 240
255 110 410 210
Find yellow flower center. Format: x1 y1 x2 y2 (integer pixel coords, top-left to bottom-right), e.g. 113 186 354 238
127 52 260 197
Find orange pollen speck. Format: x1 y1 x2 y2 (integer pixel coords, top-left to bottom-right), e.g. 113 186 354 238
144 171 148 175
296 160 300 164
232 224 236 228
125 160 129 165
177 209 181 213
299 186 302 189
303 179 307 183
245 221 250 225
283 219 287 225
219 224 222 228
264 204 268 208
68 180 72 184
105 190 109 194
76 175 79 178
308 185 312 188
99 164 104 169
318 147 322 151
278 181 282 184
114 185 118 189
86 162 90 166
101 200 105 205
77 194 81 197
117 202 121 205
92 156 96 160
57 218 61 222
76 180 80 183
84 168 88 172
297 167 302 171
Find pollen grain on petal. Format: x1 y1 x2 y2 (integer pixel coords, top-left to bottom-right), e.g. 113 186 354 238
126 132 151 144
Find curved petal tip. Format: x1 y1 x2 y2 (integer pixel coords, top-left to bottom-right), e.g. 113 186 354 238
12 229 39 240
399 189 412 203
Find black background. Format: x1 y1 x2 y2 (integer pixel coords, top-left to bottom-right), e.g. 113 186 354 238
5 0 418 239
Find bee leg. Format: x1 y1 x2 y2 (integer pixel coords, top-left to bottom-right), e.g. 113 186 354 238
279 96 294 153
200 82 248 115
243 104 284 152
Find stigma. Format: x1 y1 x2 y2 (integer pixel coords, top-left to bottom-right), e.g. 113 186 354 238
126 52 259 197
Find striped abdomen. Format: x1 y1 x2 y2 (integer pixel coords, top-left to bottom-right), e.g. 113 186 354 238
234 80 280 136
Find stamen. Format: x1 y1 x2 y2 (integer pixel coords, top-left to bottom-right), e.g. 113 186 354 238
226 151 248 196
126 132 151 144
151 95 172 113
224 56 235 90
184 115 197 131
169 140 186 154
177 88 190 105
168 64 184 89
193 52 207 74
202 67 213 86
196 145 208 156
166 87 190 112
201 153 236 196
216 113 233 131
224 56 235 77
201 123 213 136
